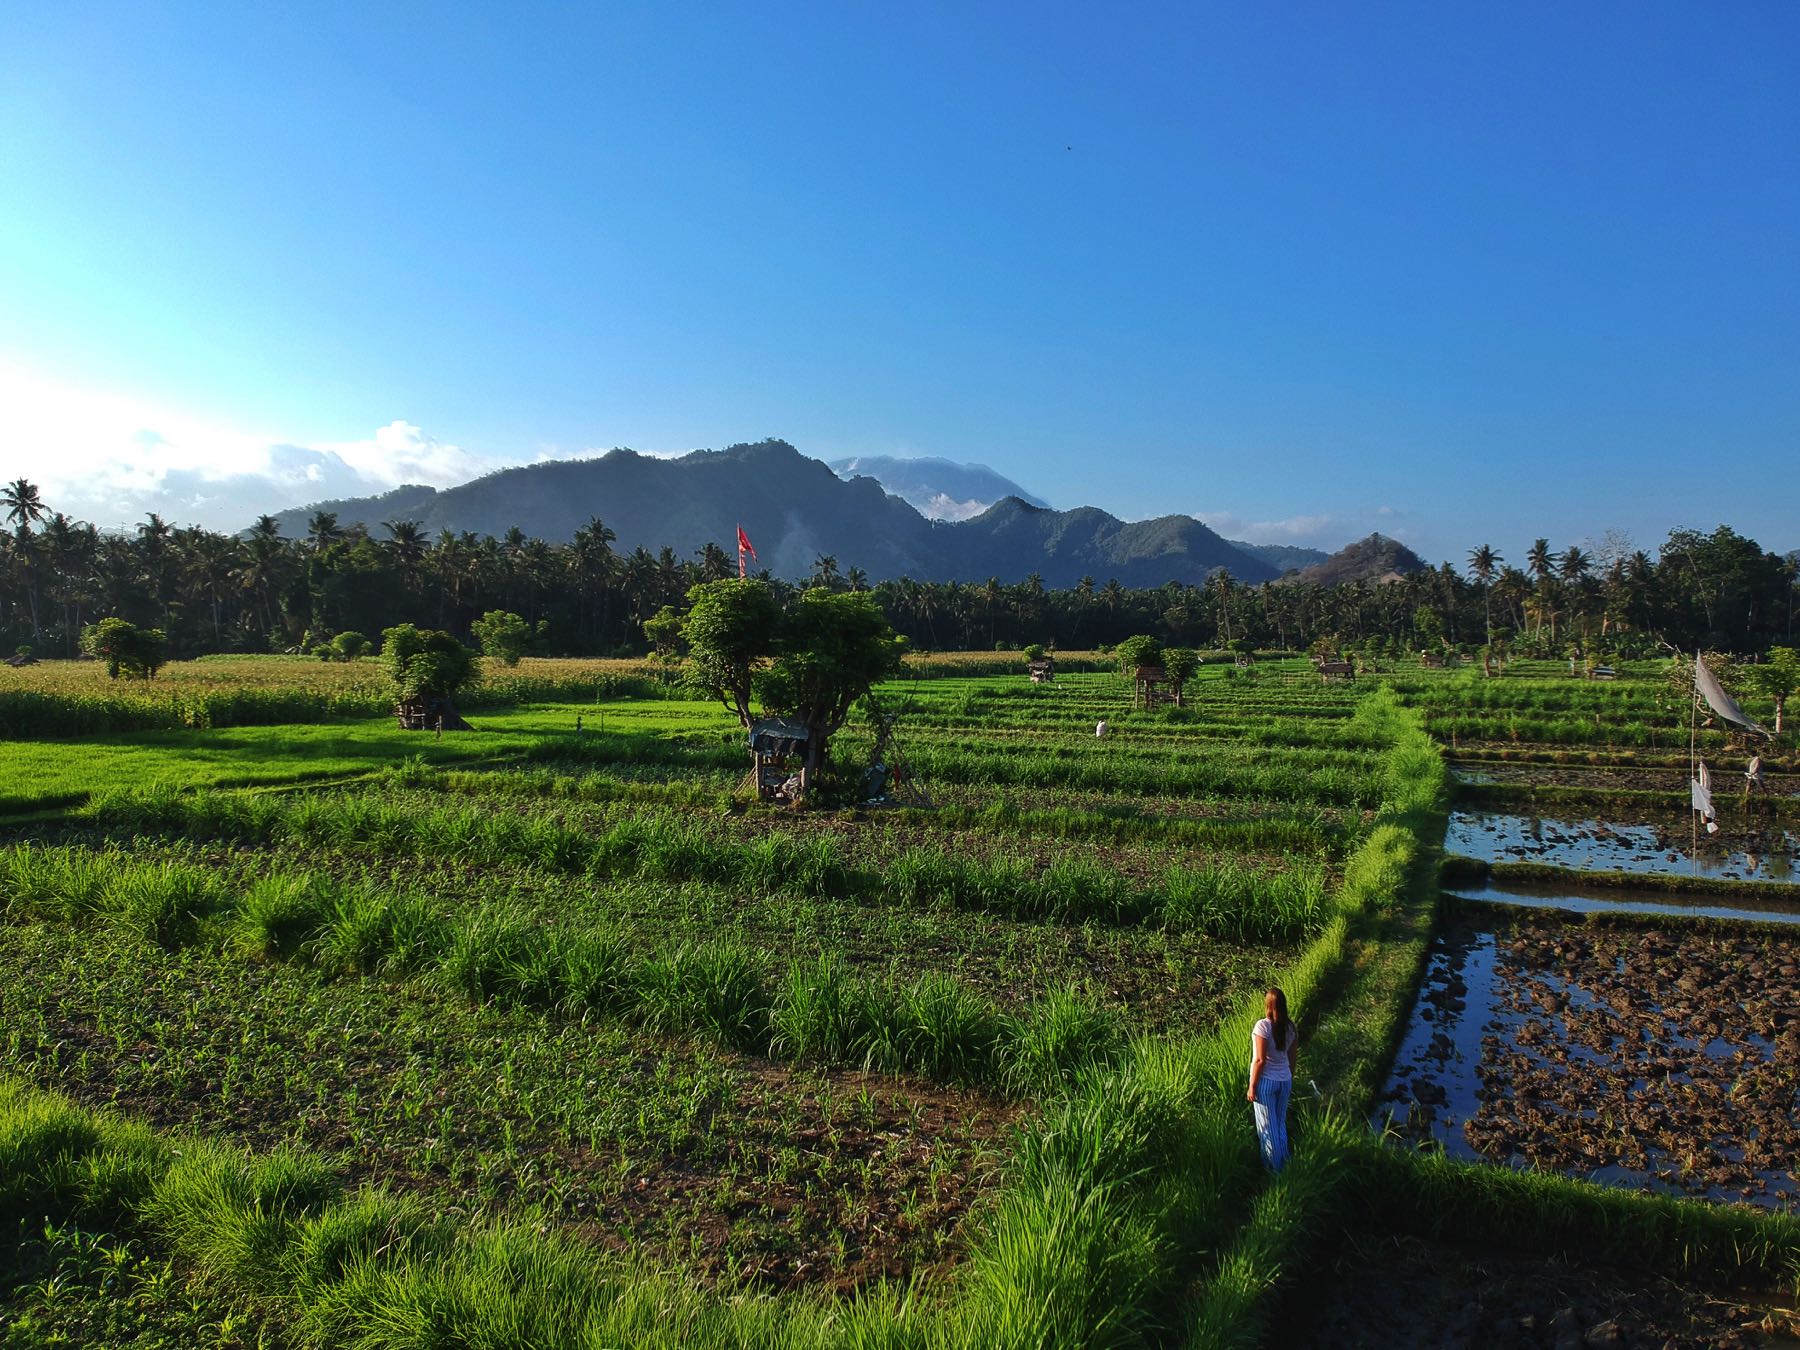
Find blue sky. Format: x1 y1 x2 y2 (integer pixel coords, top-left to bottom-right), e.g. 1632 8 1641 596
2 2 1795 563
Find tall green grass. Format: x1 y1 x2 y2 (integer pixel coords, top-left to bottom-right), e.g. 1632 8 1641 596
76 787 1332 940
0 845 1126 1096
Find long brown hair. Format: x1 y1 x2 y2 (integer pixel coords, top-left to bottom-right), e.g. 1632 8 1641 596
1265 987 1293 1053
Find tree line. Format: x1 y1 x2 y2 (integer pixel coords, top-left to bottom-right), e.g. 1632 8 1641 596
2 477 1795 662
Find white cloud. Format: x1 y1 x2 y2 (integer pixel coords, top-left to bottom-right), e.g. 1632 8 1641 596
922 492 996 522
0 359 500 532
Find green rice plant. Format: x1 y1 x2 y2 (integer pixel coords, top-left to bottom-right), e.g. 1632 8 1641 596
285 1185 451 1295
585 814 654 876
0 843 112 921
438 903 557 1006
142 1140 341 1295
310 882 448 976
1039 855 1140 922
634 817 728 885
406 802 488 862
1161 862 1256 938
98 859 221 949
767 957 896 1072
787 835 849 898
965 1067 1203 1350
85 781 191 833
899 973 1002 1082
516 812 591 873
1002 987 1124 1097
547 923 633 1016
882 846 958 907
0 1084 103 1219
231 872 333 959
1182 1115 1358 1350
1339 1136 1800 1289
950 854 1033 915
961 1171 1164 1350
633 941 771 1052
734 831 801 894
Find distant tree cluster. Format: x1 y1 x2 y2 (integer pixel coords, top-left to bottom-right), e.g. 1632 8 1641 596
2 478 1795 663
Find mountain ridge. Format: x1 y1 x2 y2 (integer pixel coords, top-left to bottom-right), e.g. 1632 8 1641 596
264 440 1282 586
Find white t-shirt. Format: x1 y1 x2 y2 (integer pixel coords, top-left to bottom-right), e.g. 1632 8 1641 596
1252 1018 1296 1082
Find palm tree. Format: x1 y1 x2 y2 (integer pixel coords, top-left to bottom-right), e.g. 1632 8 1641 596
136 514 176 625
1559 545 1591 584
1467 544 1501 642
572 518 618 647
982 576 1004 645
2 478 46 535
306 511 344 551
808 554 842 590
1523 538 1556 641
182 530 243 648
695 541 732 582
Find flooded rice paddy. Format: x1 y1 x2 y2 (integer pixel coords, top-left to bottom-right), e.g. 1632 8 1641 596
1447 810 1799 884
1450 758 1800 799
1379 913 1800 1208
1450 879 1800 927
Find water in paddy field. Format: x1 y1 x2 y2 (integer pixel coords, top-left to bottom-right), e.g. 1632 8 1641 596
1449 879 1800 927
1373 927 1496 1159
1446 810 1800 885
1376 923 1800 1208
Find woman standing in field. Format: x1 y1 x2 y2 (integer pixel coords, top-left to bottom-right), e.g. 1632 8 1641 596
1246 987 1298 1170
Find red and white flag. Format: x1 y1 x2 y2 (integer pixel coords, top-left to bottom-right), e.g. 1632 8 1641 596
736 525 757 561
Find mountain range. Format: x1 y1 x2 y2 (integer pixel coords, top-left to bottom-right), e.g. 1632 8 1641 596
265 439 1361 587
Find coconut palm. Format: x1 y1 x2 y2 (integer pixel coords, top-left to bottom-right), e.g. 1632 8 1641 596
306 511 344 551
1467 544 1501 641
2 478 46 536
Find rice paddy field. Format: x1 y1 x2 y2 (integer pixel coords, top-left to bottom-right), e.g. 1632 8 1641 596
4 653 1799 1346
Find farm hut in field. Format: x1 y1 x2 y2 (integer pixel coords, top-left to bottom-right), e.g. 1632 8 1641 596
1419 650 1446 669
1027 658 1056 684
748 716 812 801
1134 665 1173 708
1314 659 1355 685
394 695 472 731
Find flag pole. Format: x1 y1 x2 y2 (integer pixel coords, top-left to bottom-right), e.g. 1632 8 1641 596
1690 650 1699 872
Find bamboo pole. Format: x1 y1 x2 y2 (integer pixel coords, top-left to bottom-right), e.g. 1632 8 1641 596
1690 650 1698 873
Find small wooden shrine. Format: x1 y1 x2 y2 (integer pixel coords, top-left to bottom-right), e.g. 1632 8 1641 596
1027 658 1056 684
1134 664 1174 708
748 716 812 802
394 695 472 731
1314 660 1355 685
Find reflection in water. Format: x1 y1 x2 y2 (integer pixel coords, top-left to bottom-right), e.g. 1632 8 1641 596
1449 881 1800 927
1446 811 1800 885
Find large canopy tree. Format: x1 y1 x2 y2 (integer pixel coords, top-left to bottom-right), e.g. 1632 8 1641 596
757 589 906 774
681 580 904 779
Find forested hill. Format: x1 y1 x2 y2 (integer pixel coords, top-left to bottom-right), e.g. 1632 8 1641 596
1288 533 1429 586
266 440 1279 586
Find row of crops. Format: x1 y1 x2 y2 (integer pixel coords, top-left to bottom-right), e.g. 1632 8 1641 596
0 664 1463 1345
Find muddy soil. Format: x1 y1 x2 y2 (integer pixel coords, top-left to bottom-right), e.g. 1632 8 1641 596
1289 1230 1800 1348
1380 914 1800 1207
1446 811 1799 885
1452 759 1800 799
